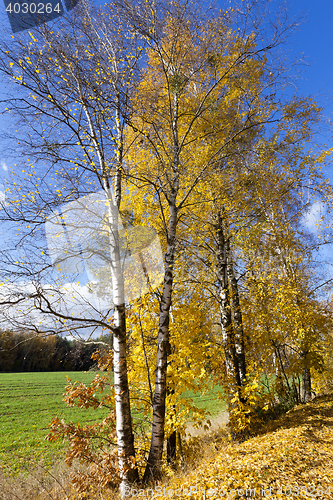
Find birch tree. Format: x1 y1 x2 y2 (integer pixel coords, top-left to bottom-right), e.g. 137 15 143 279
0 1 144 490
241 144 332 405
1 0 332 490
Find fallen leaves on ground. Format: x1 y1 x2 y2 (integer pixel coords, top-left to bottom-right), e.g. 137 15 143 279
149 394 333 499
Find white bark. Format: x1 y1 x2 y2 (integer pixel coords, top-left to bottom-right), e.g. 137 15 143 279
225 235 247 386
103 168 139 492
83 81 138 488
216 212 238 381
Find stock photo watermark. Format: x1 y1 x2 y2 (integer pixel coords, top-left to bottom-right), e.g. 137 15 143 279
124 484 332 498
45 190 164 315
3 0 79 33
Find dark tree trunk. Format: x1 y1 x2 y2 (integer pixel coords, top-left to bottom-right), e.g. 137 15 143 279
142 79 180 484
302 358 312 403
166 387 177 469
142 200 177 483
224 222 246 386
166 430 177 468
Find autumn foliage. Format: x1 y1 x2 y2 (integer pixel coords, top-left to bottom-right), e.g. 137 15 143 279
162 393 333 500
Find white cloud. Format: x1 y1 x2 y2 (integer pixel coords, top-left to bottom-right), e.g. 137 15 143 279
302 201 325 233
1 161 8 172
0 280 108 339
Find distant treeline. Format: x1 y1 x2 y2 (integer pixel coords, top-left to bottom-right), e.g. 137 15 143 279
0 330 112 372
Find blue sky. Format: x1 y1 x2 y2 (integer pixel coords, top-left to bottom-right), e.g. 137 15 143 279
286 0 333 158
0 0 332 174
0 0 332 292
287 0 333 107
285 0 333 275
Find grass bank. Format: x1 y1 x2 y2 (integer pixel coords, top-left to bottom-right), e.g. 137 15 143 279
162 392 333 500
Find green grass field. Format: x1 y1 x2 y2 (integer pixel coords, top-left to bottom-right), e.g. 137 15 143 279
185 383 226 416
0 371 226 476
0 371 111 475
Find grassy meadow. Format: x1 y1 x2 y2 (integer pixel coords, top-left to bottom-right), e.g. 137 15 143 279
0 371 226 477
0 371 112 475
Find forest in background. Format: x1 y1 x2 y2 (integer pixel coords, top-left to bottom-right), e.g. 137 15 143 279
0 0 333 497
0 329 111 371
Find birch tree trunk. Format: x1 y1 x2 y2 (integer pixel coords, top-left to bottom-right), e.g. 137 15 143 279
216 211 246 440
104 180 139 492
62 76 139 492
111 99 138 489
302 350 312 403
224 226 247 386
143 86 180 482
102 94 138 492
142 199 178 483
217 210 246 388
113 305 139 489
216 212 240 387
